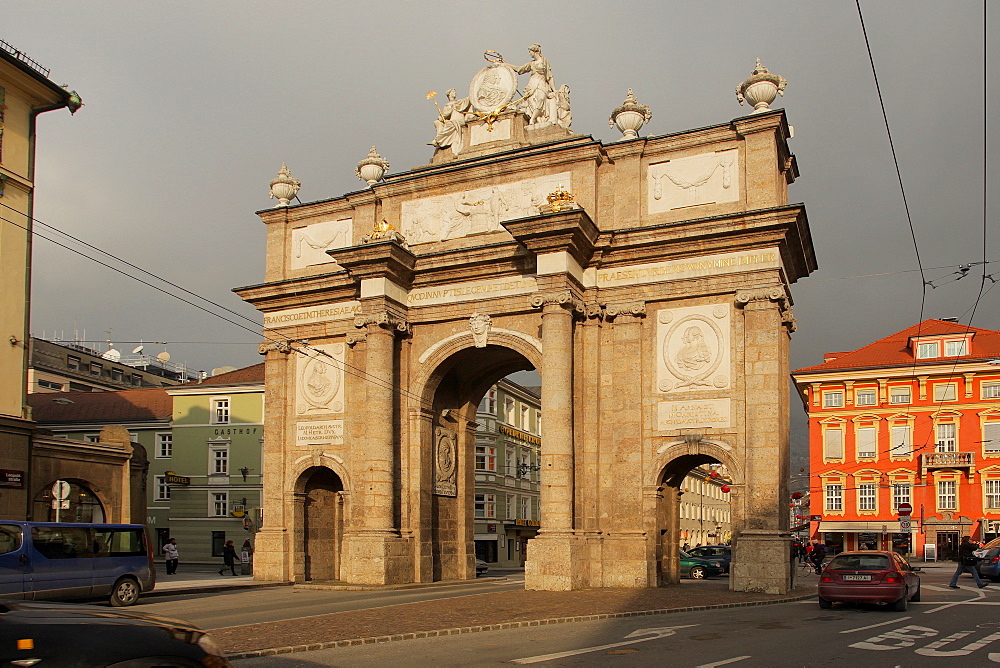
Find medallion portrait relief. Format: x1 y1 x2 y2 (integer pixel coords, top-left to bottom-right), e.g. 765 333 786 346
656 304 731 393
296 343 345 414
433 426 458 497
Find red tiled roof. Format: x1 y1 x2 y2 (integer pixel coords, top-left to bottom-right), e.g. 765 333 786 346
793 319 1000 374
183 363 264 387
28 388 172 424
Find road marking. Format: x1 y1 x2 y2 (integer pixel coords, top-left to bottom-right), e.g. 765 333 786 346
695 655 751 667
840 617 911 634
922 585 954 591
915 630 1000 657
511 625 696 664
924 588 989 614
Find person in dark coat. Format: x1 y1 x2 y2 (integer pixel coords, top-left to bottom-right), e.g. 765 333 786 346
949 536 987 589
219 540 238 576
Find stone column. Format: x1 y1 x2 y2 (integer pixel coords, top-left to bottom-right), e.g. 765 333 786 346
731 286 793 594
525 291 588 590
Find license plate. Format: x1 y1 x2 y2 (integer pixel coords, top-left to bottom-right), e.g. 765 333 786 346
843 574 871 581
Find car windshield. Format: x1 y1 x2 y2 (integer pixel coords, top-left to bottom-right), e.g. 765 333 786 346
827 555 890 571
680 551 693 558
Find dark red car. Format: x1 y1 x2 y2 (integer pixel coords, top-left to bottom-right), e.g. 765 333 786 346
818 550 921 611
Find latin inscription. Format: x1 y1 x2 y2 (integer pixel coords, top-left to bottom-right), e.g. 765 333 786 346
295 420 344 446
263 302 361 328
407 277 537 307
657 399 731 431
592 249 780 289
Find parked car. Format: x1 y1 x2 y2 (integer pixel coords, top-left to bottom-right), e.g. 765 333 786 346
0 521 156 606
476 559 489 576
977 547 1000 582
680 551 723 579
686 545 732 573
0 600 231 666
818 550 920 611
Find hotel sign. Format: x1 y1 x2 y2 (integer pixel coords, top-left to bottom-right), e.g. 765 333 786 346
164 471 191 485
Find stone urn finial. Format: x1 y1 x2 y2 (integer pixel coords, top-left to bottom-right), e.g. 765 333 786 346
609 88 652 140
269 163 301 207
356 146 390 186
735 58 788 113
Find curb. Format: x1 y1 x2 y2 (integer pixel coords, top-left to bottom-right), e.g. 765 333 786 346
144 582 291 598
292 576 509 592
227 591 817 660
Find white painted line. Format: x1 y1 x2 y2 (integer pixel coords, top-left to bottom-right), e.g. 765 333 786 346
512 625 696 664
924 588 989 615
696 655 751 668
922 585 953 591
840 616 912 634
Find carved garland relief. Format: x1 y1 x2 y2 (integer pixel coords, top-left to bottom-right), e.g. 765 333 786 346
433 426 458 497
290 218 353 269
296 343 346 415
647 149 739 214
656 304 731 393
400 172 570 245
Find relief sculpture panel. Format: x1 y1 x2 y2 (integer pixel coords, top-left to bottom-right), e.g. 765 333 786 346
433 426 458 497
647 149 738 213
291 218 353 269
296 343 345 414
400 172 570 245
656 303 731 393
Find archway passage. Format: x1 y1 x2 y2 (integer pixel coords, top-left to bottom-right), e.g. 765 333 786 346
32 480 105 523
301 467 344 582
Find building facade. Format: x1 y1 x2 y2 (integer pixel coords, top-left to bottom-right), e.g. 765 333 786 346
679 466 733 547
793 320 1000 560
164 364 263 562
0 40 77 517
474 380 541 567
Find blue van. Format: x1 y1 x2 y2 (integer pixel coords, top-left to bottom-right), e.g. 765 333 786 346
0 521 156 606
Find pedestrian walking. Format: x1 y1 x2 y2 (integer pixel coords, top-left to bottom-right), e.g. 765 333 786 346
163 538 178 575
949 536 987 589
219 540 238 576
809 539 828 574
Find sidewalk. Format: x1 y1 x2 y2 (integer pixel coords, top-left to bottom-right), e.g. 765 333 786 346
148 564 288 597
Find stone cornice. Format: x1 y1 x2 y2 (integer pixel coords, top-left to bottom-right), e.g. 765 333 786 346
333 240 416 287
503 209 600 268
233 271 356 310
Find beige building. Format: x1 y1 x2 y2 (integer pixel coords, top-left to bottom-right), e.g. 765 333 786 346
0 40 79 517
679 467 733 547
239 52 814 592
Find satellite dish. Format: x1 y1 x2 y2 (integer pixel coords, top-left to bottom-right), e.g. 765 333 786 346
132 345 144 354
102 348 121 362
211 366 238 376
156 351 171 364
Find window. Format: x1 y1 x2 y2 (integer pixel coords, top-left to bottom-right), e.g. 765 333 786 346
892 483 911 511
823 391 844 408
506 494 515 520
487 390 496 414
89 362 102 377
84 434 100 443
984 383 1000 399
856 389 877 406
111 368 123 382
520 405 529 428
936 423 956 452
155 475 170 501
474 493 495 519
890 387 911 404
212 398 230 424
945 340 968 356
211 531 226 557
132 374 143 386
67 355 80 371
858 483 876 511
212 492 228 517
856 427 877 458
157 432 172 458
985 423 1000 453
506 448 514 475
917 342 938 359
68 382 92 392
825 484 843 512
504 398 515 424
37 379 63 390
933 383 957 402
475 445 497 472
210 446 229 474
890 425 911 455
937 480 957 510
823 428 843 459
521 495 530 520
986 480 1000 509
537 411 542 436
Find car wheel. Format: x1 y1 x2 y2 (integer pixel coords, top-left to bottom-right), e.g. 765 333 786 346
818 596 832 609
910 585 920 602
892 594 908 612
110 577 140 607
689 566 706 579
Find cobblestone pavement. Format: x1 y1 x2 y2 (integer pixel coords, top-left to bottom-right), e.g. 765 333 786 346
213 583 816 659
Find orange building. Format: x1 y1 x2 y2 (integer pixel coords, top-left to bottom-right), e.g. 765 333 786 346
792 319 1000 561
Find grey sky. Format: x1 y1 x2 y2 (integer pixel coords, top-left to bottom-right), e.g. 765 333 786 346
6 1 996 411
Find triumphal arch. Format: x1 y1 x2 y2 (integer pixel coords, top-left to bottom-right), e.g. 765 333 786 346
237 49 815 593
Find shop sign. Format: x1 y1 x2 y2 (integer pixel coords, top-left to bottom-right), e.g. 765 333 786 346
164 471 191 485
515 519 540 527
0 469 24 488
487 524 496 533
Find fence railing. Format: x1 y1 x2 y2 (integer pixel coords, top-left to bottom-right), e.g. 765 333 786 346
0 39 51 78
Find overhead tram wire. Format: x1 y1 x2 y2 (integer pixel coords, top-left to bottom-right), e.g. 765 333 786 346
0 207 440 411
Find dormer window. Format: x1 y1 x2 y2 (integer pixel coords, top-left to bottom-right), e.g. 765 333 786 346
945 339 968 356
917 342 938 359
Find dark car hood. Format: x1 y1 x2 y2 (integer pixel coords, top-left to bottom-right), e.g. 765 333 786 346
0 600 201 632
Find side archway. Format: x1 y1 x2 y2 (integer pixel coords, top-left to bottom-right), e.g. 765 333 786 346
292 465 346 582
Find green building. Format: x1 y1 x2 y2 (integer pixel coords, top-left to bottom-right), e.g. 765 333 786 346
164 364 264 562
474 379 541 567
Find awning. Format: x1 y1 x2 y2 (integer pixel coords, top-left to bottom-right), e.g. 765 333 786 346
818 521 905 533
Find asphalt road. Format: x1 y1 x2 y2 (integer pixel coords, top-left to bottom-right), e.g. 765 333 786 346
224 568 1000 667
137 574 525 629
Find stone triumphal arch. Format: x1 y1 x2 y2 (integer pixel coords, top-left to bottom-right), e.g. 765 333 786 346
237 50 815 593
